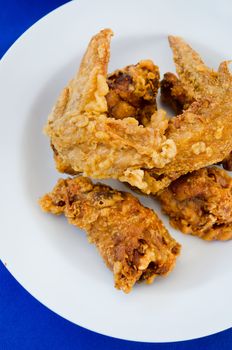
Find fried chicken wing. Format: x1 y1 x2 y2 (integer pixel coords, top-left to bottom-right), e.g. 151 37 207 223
160 72 194 114
106 60 160 125
143 37 232 193
167 36 220 101
45 29 176 192
158 167 232 241
39 177 181 293
145 95 232 193
46 32 232 195
161 71 232 172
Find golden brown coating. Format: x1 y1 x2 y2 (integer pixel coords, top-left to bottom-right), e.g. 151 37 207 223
160 72 194 114
160 38 232 172
45 29 176 192
167 36 220 101
160 71 232 171
46 32 232 195
143 37 232 193
158 167 232 241
145 96 232 193
58 29 112 116
39 177 181 293
106 60 160 125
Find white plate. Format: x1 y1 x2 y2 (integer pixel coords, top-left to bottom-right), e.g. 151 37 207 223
0 0 232 342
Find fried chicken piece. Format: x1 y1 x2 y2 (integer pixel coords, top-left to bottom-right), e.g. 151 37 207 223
45 29 176 192
46 33 232 195
145 95 232 193
143 38 232 193
158 167 232 241
160 70 231 171
222 152 232 171
39 176 181 293
167 36 220 101
106 60 160 125
165 37 232 171
161 72 194 114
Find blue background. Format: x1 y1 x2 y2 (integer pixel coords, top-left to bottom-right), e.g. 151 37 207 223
0 1 231 349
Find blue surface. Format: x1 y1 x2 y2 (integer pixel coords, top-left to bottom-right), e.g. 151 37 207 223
0 1 231 349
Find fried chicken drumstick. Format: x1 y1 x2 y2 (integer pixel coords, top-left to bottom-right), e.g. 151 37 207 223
45 29 175 192
39 177 181 293
159 167 232 241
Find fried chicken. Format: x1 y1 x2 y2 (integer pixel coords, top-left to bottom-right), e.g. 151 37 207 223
158 167 232 241
45 29 176 192
106 60 160 125
161 70 232 171
39 176 181 293
160 72 194 114
143 37 232 193
223 152 232 171
45 31 232 195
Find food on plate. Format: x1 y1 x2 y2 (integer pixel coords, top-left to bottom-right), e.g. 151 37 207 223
39 176 181 293
106 60 160 125
160 72 194 114
161 70 232 172
158 167 232 241
40 28 232 295
45 29 176 192
46 32 232 194
222 152 232 171
144 36 232 193
167 36 221 100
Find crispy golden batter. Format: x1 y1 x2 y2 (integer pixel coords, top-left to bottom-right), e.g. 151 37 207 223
158 167 232 241
45 29 176 192
46 32 232 195
144 37 232 193
161 70 232 171
167 36 220 101
39 177 181 293
106 60 160 125
160 72 194 114
145 97 232 193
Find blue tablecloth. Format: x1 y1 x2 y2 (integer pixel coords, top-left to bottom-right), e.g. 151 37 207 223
0 1 231 349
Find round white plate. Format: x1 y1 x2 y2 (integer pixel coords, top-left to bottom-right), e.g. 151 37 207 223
0 0 232 342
